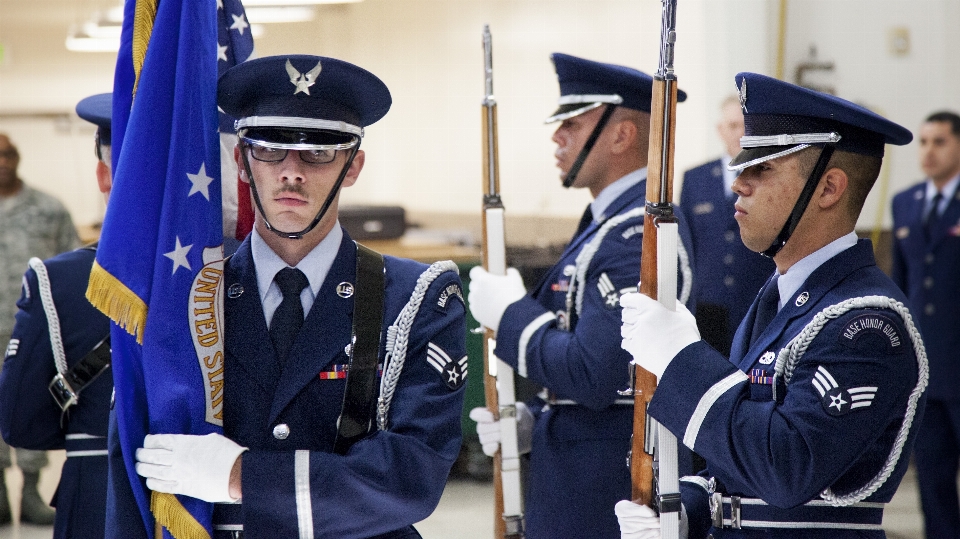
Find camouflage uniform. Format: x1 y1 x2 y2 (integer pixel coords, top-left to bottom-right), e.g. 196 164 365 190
0 184 79 473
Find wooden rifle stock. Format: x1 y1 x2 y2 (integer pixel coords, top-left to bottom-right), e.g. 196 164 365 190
480 24 524 539
631 0 680 505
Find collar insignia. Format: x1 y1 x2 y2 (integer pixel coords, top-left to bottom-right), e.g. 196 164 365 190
286 59 323 95
336 282 354 298
795 291 809 307
759 351 776 365
227 283 244 299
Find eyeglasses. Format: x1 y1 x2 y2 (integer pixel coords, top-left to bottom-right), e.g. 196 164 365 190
245 141 338 165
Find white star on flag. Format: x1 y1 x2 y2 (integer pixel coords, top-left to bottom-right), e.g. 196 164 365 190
217 0 223 9
187 163 215 200
164 237 193 274
230 13 249 35
218 43 229 62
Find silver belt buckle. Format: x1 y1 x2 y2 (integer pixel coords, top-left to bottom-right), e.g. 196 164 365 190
710 492 723 528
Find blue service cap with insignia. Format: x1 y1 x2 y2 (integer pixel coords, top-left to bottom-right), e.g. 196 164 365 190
218 54 391 146
728 72 913 171
76 93 112 140
545 53 687 124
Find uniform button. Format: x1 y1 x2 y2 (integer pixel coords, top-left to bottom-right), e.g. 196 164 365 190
273 423 290 440
724 254 735 265
925 254 935 264
924 277 934 289
724 231 736 243
724 276 735 287
925 304 935 316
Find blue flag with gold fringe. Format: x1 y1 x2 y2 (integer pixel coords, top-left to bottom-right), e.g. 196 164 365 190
89 0 252 537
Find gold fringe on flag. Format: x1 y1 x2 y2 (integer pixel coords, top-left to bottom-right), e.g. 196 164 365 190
86 260 148 344
151 492 211 539
132 0 159 96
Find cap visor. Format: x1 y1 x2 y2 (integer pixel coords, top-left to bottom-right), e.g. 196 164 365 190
544 102 603 124
728 144 807 172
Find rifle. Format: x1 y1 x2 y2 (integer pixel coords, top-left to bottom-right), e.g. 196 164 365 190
629 0 683 536
480 24 525 539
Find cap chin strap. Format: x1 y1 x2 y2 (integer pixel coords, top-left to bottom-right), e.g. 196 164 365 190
240 140 361 240
562 104 617 188
761 144 836 258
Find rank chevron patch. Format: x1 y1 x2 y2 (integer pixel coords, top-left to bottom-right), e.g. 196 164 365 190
4 339 18 359
426 342 468 390
597 272 634 309
812 365 878 416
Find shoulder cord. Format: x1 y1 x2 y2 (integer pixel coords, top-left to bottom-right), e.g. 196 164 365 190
27 257 69 375
376 260 460 430
772 295 928 506
566 207 693 318
568 207 644 319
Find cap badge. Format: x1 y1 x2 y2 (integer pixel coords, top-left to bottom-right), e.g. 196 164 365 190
738 77 748 113
286 59 323 96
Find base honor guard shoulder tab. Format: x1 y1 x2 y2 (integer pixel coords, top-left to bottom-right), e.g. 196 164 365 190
838 311 904 354
435 282 464 311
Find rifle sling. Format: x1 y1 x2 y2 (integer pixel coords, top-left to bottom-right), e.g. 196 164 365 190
334 242 386 455
49 335 111 412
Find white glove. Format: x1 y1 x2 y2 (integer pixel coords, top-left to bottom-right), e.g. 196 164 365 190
616 501 661 539
620 292 700 380
468 266 527 332
469 402 533 457
135 433 248 503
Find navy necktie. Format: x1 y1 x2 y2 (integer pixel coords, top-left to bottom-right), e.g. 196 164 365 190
925 192 944 241
270 267 309 366
750 278 780 346
574 205 594 238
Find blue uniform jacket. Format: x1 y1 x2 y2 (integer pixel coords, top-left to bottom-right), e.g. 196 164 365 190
223 232 466 538
0 246 112 539
494 179 695 539
105 231 466 539
649 240 926 538
679 158 776 354
891 182 960 402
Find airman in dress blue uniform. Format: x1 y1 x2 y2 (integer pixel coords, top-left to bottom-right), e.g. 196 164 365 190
0 94 114 537
468 53 695 539
617 72 926 539
891 110 960 539
680 96 775 356
123 55 467 539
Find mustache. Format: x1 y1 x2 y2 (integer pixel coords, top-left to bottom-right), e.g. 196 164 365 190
272 184 306 197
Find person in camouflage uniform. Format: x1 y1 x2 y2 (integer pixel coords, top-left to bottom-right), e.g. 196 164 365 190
0 132 79 525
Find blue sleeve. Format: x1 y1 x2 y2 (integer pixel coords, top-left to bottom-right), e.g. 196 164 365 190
0 268 65 450
494 219 642 410
495 214 694 410
239 271 467 538
649 308 919 508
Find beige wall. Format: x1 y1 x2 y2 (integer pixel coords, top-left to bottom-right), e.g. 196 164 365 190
1 0 957 235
